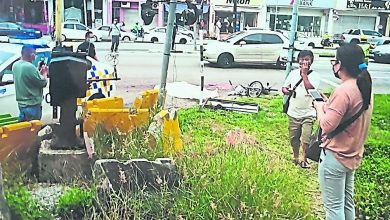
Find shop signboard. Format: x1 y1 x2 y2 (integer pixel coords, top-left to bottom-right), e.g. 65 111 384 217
213 0 263 7
347 0 390 10
265 0 334 8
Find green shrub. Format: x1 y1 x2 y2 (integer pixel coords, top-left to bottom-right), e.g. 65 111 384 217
5 185 52 220
354 95 390 219
56 187 95 219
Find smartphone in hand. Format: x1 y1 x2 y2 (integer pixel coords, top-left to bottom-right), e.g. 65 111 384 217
308 89 324 102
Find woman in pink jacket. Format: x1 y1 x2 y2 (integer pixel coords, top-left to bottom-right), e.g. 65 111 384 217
313 43 373 220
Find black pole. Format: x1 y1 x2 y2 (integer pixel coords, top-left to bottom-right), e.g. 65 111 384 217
233 0 237 32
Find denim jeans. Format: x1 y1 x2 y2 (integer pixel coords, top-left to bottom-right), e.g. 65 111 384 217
18 105 42 122
318 149 355 220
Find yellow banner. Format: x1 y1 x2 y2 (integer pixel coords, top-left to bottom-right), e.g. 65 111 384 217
213 0 263 7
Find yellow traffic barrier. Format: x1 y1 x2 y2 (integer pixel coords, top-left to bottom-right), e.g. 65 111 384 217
158 110 183 156
0 120 41 161
83 90 159 136
84 108 134 136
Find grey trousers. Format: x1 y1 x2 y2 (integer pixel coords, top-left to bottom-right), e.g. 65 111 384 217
318 149 355 220
111 35 120 52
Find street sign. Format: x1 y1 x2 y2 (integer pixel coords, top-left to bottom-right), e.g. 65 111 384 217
347 0 390 10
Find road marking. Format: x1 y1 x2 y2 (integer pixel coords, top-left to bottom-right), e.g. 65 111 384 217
321 78 338 87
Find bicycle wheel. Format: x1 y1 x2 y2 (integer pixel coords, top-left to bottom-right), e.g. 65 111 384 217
247 81 264 98
113 57 119 65
105 54 113 62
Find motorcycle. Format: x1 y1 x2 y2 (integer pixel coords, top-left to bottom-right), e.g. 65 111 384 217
321 38 333 47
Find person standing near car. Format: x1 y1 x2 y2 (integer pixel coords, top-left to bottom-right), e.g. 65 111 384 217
282 50 320 168
12 45 48 122
77 31 98 61
108 18 123 53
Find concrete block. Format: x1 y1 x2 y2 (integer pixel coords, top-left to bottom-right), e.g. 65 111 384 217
38 140 95 183
94 158 181 194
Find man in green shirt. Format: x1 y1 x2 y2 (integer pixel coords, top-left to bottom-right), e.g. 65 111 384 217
12 45 48 121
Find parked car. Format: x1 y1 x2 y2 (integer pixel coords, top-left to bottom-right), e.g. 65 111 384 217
203 30 297 68
341 29 390 45
371 44 390 64
58 22 100 41
93 25 137 42
0 22 42 40
144 27 192 44
276 29 322 48
0 42 115 123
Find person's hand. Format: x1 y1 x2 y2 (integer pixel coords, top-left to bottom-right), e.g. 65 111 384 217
300 60 311 76
282 87 291 95
39 65 48 77
319 91 329 102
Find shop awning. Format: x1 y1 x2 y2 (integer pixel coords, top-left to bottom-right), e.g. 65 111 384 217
164 3 209 14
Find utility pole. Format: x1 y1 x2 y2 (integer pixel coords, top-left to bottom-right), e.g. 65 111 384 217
158 0 177 106
199 0 205 105
285 0 299 77
193 19 197 50
274 0 278 31
55 0 63 46
233 0 237 32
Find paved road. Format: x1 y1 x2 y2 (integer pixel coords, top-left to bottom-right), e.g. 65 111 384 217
61 41 390 104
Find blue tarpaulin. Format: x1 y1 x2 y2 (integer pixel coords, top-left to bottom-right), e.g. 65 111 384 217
164 3 209 14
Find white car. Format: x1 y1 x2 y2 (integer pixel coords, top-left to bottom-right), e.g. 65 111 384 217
204 30 297 68
58 22 101 41
371 44 390 64
93 25 136 42
144 27 193 44
0 42 115 123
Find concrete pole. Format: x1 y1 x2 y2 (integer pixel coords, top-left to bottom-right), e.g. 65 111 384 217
233 0 237 32
158 0 177 107
91 0 95 28
274 0 278 31
83 0 88 26
193 20 197 50
55 0 63 45
285 0 299 77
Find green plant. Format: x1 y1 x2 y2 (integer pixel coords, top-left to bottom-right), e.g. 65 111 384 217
93 124 165 161
56 187 95 219
5 185 52 220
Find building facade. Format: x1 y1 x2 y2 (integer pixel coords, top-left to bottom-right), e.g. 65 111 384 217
209 0 265 38
334 0 390 36
265 0 335 37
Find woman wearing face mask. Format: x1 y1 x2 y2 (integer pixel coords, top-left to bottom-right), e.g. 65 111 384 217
313 43 373 219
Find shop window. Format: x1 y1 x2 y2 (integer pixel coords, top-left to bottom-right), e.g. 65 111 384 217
261 34 283 44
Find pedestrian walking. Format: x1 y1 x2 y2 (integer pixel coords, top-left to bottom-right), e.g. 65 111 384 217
282 50 320 168
313 43 373 220
109 18 123 53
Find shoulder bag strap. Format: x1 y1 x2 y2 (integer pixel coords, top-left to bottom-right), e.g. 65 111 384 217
286 70 312 101
327 105 366 139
